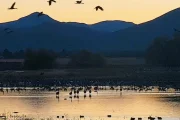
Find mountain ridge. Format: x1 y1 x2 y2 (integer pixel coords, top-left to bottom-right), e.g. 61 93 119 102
1 8 180 52
0 12 136 32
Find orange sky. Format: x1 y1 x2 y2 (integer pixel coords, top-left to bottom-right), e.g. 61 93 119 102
0 0 180 24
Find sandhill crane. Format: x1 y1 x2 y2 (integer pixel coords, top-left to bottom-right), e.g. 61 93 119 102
4 28 13 34
10 88 15 92
38 12 44 17
84 94 86 99
64 87 67 91
138 118 142 120
89 90 91 94
148 116 155 120
47 0 56 6
76 0 84 4
69 96 72 102
8 2 17 10
89 94 92 99
6 30 13 34
84 90 87 94
0 88 4 95
69 91 72 95
80 115 84 118
95 6 104 11
56 91 59 96
74 90 77 94
131 117 135 120
4 28 10 31
174 28 180 32
157 117 162 120
74 95 76 98
6 88 8 93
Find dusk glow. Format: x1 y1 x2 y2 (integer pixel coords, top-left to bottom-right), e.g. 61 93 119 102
0 0 180 24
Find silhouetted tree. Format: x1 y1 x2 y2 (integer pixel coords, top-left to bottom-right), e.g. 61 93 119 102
146 33 180 67
13 50 25 59
3 49 13 59
24 49 58 70
68 50 106 68
145 37 168 65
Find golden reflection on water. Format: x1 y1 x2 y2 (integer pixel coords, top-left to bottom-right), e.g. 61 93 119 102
0 91 180 118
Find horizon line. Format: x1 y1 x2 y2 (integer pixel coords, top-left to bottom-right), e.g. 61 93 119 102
0 7 179 25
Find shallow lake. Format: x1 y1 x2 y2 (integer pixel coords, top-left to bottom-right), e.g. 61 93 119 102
0 90 180 120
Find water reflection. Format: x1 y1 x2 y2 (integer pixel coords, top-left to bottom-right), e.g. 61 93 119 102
0 89 179 119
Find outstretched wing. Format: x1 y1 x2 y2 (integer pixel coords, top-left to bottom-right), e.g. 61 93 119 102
52 0 56 3
11 2 16 8
7 30 13 34
47 1 51 6
38 12 44 17
4 28 10 31
99 6 104 11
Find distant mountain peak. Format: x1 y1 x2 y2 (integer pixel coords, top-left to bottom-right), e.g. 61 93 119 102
1 8 180 52
92 20 135 24
90 20 136 32
19 12 52 19
0 12 56 29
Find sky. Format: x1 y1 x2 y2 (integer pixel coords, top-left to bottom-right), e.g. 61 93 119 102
0 0 180 24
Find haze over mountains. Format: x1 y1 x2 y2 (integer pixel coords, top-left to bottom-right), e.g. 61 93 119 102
0 8 180 52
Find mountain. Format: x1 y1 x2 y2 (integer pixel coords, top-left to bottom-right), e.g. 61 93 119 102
102 8 180 51
66 21 135 32
90 20 135 32
0 12 135 51
64 22 90 29
0 12 56 29
1 8 180 52
0 12 107 51
0 13 135 32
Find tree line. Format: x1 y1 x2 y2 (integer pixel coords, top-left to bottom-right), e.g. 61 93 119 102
0 49 71 59
145 33 180 67
0 48 106 70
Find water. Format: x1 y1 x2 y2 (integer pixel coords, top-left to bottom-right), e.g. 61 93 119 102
0 90 180 120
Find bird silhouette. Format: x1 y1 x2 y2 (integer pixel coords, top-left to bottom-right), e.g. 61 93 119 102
4 28 13 34
8 2 17 10
76 0 84 4
4 28 10 31
6 30 13 34
95 6 104 11
47 0 56 6
38 12 44 17
174 28 180 32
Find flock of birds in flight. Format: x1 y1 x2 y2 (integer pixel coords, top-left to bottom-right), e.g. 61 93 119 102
8 1 104 11
4 1 104 34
